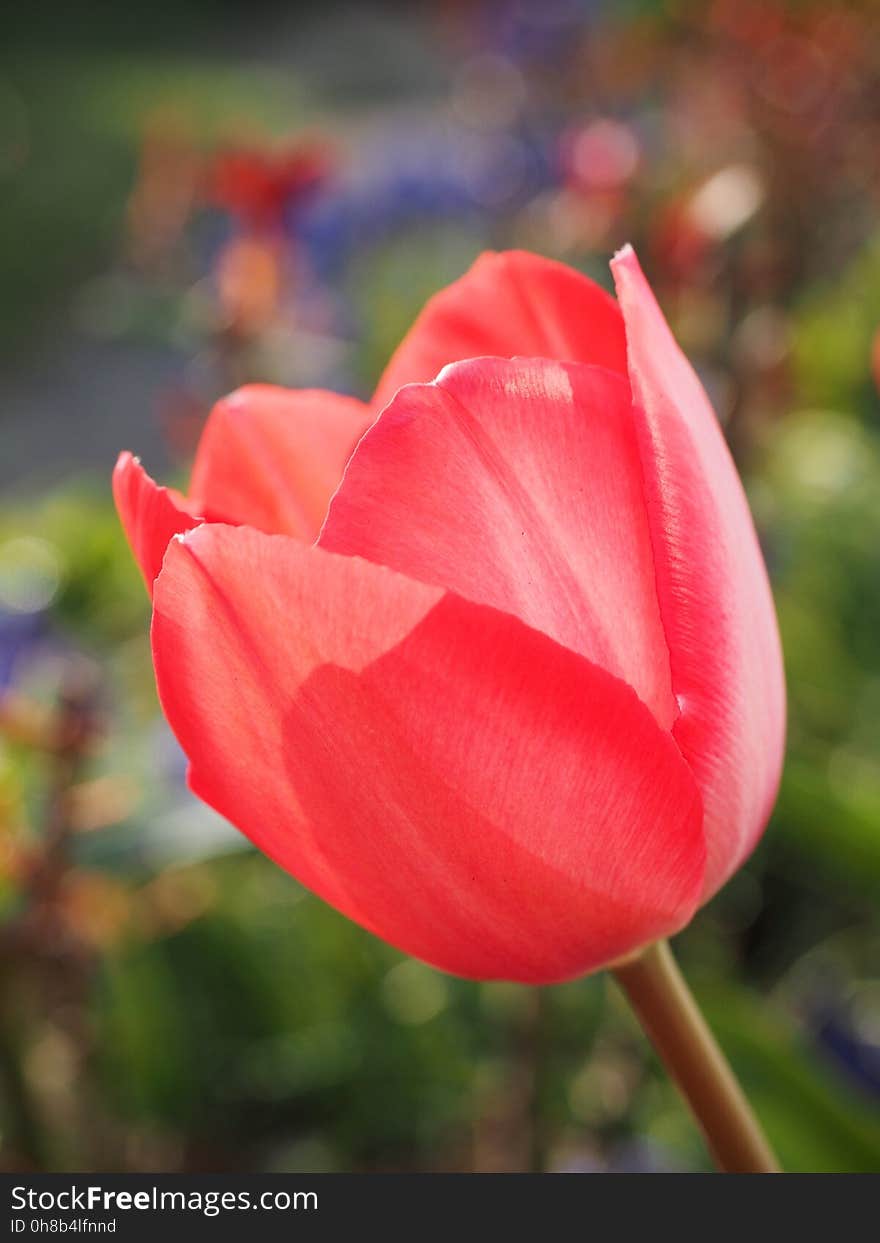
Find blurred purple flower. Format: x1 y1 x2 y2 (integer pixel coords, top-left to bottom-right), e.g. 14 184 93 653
812 1001 880 1101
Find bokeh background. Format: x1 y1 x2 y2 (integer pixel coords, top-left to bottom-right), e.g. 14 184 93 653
1 0 879 1174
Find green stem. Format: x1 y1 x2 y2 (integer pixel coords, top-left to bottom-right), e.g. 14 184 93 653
613 940 780 1173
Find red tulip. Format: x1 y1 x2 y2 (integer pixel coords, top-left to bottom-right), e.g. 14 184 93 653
114 247 785 984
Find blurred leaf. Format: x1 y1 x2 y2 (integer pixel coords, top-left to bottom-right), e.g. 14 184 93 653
775 759 880 899
793 231 880 412
695 980 880 1173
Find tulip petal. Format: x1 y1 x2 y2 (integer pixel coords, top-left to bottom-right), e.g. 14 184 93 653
373 250 628 408
112 452 201 593
611 246 785 897
323 357 676 729
152 524 704 983
188 384 372 540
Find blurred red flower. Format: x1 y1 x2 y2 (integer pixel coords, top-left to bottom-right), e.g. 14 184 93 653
114 248 785 983
205 142 331 231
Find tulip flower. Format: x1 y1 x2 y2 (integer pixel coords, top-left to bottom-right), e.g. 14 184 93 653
115 247 785 1171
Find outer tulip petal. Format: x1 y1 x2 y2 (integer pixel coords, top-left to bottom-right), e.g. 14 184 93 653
152 525 705 983
323 357 676 729
373 250 628 408
112 452 202 593
611 246 785 897
188 384 373 540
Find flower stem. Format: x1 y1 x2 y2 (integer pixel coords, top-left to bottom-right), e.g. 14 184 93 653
612 940 780 1173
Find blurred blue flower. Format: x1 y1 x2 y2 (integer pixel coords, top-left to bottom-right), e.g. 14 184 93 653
0 607 48 691
813 1002 880 1100
475 0 600 67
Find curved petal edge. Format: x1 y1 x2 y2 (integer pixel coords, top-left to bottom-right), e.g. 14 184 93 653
373 250 629 409
324 355 676 730
112 451 202 594
188 384 373 541
611 245 786 897
152 523 705 983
